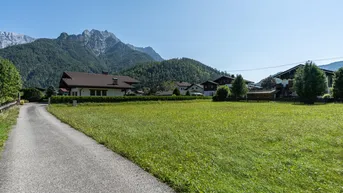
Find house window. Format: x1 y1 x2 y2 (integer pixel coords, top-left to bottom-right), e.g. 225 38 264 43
96 90 101 96
90 90 95 96
71 91 77 96
102 90 107 96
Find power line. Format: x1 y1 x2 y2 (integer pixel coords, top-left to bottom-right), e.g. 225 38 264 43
229 56 343 72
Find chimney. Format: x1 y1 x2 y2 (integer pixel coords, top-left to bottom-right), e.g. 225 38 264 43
112 77 118 85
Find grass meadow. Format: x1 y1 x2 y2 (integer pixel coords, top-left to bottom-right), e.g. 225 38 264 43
0 107 19 154
48 101 343 192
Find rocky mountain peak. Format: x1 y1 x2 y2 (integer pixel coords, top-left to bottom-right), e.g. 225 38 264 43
0 31 35 48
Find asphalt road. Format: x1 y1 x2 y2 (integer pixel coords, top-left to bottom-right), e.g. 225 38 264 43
0 103 174 193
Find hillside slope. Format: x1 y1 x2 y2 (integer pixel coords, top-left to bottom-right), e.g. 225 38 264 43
319 61 343 71
121 58 227 91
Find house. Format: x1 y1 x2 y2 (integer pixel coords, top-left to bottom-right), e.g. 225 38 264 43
185 84 204 95
201 81 218 96
59 71 139 96
175 81 191 95
272 64 334 97
201 76 254 96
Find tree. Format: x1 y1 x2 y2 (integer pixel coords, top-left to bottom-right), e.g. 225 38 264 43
185 90 191 96
46 86 57 98
294 61 327 104
333 67 343 99
0 57 22 104
22 88 43 102
231 74 248 99
213 85 231 101
261 76 276 89
173 88 181 96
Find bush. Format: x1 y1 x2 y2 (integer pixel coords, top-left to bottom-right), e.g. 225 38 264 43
185 90 191 96
213 85 231 101
50 96 212 103
173 88 181 96
22 88 44 102
46 86 57 98
20 100 25 105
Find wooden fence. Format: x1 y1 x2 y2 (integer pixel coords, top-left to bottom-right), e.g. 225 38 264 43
0 101 17 113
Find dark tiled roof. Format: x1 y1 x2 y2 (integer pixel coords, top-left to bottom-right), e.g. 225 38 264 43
214 76 254 84
247 90 279 94
273 64 334 78
175 81 191 87
186 84 204 90
61 72 139 89
201 80 218 85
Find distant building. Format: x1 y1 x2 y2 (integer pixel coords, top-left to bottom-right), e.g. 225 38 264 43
185 84 204 95
59 71 139 96
201 76 254 96
272 64 334 98
201 81 218 96
174 81 191 95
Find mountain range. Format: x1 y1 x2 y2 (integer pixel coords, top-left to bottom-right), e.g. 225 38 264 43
0 31 35 48
0 29 165 87
319 61 343 71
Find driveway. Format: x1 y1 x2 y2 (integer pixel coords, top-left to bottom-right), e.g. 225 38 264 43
0 103 174 193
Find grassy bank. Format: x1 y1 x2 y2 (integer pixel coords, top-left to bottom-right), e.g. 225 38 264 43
0 107 19 153
48 101 343 192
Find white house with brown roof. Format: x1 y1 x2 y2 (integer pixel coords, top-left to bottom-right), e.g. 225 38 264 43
59 72 139 96
185 84 204 95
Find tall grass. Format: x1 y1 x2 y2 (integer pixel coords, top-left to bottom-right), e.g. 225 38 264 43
49 101 343 192
0 107 19 154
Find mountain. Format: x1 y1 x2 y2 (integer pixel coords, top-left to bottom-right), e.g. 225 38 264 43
0 31 35 48
121 58 228 91
319 61 343 71
0 29 159 88
127 44 163 61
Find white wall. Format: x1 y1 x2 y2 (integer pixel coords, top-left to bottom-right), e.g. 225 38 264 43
204 91 215 96
72 87 128 96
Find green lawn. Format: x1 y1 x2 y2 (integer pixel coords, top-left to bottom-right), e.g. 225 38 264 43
0 107 19 154
48 101 343 192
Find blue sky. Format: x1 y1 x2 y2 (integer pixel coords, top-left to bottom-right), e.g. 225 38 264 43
2 0 343 82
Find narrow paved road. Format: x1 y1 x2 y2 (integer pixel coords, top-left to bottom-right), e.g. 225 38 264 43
0 103 174 193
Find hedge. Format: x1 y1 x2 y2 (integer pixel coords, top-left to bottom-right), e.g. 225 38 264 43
51 96 212 103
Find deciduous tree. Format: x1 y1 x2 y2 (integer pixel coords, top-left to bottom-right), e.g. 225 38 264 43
333 67 343 99
0 57 22 104
231 75 248 99
294 61 326 104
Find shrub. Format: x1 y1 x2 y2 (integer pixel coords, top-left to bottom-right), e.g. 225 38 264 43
46 86 57 98
22 88 44 102
20 100 25 105
50 96 211 104
173 88 181 96
185 90 191 96
213 85 230 101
